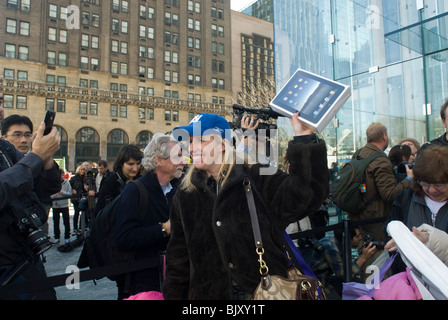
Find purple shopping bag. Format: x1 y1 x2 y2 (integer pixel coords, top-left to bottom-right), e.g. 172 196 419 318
342 253 397 300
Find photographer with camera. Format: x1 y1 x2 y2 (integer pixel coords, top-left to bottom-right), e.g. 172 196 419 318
389 144 414 183
0 94 61 299
310 227 377 299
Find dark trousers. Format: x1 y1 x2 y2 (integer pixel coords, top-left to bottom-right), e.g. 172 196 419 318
52 207 71 240
72 202 81 230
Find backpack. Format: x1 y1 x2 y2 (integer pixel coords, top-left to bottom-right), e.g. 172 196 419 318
77 179 147 281
332 149 386 214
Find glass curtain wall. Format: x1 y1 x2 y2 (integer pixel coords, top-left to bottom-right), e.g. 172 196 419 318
273 0 448 165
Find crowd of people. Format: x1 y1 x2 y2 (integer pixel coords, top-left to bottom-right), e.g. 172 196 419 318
1 91 448 300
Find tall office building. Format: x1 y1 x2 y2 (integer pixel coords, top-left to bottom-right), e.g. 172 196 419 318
0 0 233 170
274 0 448 164
231 10 274 103
241 0 273 22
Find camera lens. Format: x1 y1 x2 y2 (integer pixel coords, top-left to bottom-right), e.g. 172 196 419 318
27 230 52 255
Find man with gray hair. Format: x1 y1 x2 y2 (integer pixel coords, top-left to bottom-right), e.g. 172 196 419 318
114 133 186 299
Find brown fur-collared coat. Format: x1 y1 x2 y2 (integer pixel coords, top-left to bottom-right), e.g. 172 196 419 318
162 136 329 300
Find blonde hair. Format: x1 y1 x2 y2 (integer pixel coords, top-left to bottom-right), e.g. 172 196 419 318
75 165 86 175
180 134 237 193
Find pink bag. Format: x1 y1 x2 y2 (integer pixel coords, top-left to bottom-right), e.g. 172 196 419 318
124 291 165 300
357 268 422 300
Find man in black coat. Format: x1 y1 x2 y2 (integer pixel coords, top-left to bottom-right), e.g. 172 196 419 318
114 133 185 299
0 96 61 299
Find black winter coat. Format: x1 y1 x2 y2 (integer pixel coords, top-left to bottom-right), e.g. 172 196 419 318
162 136 329 300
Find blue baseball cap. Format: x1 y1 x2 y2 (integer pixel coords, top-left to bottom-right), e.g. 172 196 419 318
173 113 230 139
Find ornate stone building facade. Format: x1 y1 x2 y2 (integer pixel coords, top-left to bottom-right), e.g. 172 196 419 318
0 0 233 170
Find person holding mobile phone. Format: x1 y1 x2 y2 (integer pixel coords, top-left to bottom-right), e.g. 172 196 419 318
1 115 34 154
0 102 62 300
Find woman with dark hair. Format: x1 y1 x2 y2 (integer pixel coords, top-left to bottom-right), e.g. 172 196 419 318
385 144 448 273
94 145 143 217
388 144 413 182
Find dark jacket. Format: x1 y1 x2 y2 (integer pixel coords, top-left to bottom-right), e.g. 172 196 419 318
348 143 412 241
385 189 448 234
384 189 448 274
115 171 177 289
162 136 329 300
69 174 86 204
0 140 60 299
421 133 448 152
94 171 128 216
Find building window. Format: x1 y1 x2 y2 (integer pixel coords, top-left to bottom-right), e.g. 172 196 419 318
21 0 30 11
7 0 18 9
143 47 152 59
80 101 88 114
57 99 66 113
19 21 29 36
6 19 17 34
139 108 145 120
17 70 27 81
111 61 118 74
4 69 14 79
148 27 154 39
5 44 15 58
59 29 67 43
165 110 171 121
59 53 67 66
3 95 14 109
110 104 118 117
90 102 98 115
91 36 99 48
164 70 171 82
148 7 155 19
120 63 127 75
173 110 179 122
91 58 99 71
120 42 128 54
49 4 58 18
18 46 28 60
48 27 57 41
82 12 90 25
147 108 154 120
16 96 27 109
90 80 98 89
112 19 119 32
46 98 55 111
81 56 89 69
147 67 154 79
82 34 90 47
47 51 56 65
120 105 127 118
121 21 128 34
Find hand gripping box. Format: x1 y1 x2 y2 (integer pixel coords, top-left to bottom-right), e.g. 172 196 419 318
269 68 351 133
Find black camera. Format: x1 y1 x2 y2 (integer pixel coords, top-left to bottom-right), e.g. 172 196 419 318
364 235 385 250
17 208 52 256
299 237 325 252
231 104 279 132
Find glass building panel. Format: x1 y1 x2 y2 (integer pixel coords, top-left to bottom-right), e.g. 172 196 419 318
425 50 448 138
273 0 444 166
